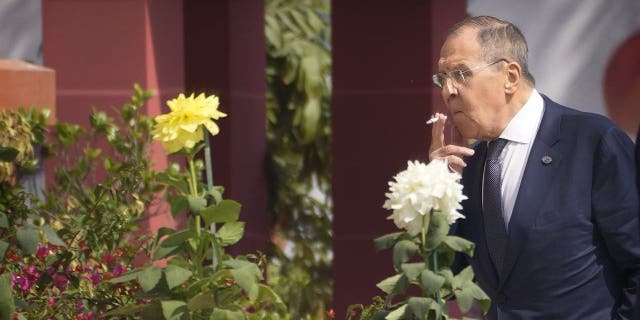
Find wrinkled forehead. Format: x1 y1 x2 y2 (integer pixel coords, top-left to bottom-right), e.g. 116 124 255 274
437 28 482 70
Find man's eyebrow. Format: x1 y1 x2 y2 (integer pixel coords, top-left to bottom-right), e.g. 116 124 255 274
449 62 469 70
438 61 469 73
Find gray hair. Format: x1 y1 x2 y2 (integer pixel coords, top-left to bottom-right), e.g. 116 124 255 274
448 16 535 86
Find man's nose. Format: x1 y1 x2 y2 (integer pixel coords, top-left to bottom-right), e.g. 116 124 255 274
442 77 458 97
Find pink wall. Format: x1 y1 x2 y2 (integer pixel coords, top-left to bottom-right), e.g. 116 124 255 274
331 0 466 317
42 0 269 250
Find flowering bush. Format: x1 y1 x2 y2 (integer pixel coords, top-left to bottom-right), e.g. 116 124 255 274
0 109 36 183
348 160 489 320
108 92 287 319
0 86 156 319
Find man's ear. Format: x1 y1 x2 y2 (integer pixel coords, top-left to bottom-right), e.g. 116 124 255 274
504 62 522 94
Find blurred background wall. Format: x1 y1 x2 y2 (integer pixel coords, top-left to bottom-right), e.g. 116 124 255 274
0 1 638 319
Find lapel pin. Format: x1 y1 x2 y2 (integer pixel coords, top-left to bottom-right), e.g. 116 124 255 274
541 155 552 165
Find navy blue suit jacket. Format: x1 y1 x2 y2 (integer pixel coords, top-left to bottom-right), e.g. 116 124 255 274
455 96 640 319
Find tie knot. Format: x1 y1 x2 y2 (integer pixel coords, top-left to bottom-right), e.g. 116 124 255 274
487 138 508 160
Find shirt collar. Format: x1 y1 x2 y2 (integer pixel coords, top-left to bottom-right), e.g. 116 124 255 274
499 89 544 144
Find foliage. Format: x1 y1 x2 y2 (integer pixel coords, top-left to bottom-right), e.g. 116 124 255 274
0 85 157 319
265 0 332 318
347 161 490 320
0 109 36 183
109 92 288 319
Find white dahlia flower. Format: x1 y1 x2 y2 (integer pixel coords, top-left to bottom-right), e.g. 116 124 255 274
383 159 467 236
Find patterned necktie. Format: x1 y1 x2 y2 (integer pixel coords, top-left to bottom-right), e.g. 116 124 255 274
483 138 508 273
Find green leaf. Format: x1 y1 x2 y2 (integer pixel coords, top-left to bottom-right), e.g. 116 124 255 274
257 284 287 312
420 269 446 296
442 235 475 257
0 241 8 261
170 195 189 217
187 291 214 311
217 222 245 246
400 262 425 281
210 308 244 320
153 227 176 248
0 273 14 320
185 270 233 295
104 303 152 317
469 282 491 313
425 214 449 250
371 310 390 320
393 240 418 271
437 268 454 286
206 186 224 204
385 304 407 320
215 285 244 308
139 301 165 320
16 226 39 255
0 213 8 228
227 259 262 301
0 147 18 162
376 274 408 296
153 245 181 261
452 266 475 288
407 297 432 320
42 225 65 246
373 231 405 251
109 269 143 284
454 287 474 314
164 265 193 290
300 98 321 143
200 199 241 225
156 171 189 194
138 265 163 292
187 195 207 213
161 300 187 320
161 229 195 247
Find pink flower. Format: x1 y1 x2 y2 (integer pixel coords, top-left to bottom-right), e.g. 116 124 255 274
12 274 32 292
101 252 115 265
113 263 125 277
36 245 49 261
75 311 95 320
75 299 85 310
47 297 56 307
23 265 40 282
52 273 68 291
89 268 101 286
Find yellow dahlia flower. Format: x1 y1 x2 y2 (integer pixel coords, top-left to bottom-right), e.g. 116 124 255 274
152 93 227 154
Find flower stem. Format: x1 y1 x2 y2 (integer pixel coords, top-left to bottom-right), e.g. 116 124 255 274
432 251 443 320
188 154 201 239
204 131 220 269
424 211 443 320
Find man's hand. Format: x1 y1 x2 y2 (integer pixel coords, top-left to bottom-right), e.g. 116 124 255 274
428 113 475 174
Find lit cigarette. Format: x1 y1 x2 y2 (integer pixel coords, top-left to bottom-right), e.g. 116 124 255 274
426 116 439 124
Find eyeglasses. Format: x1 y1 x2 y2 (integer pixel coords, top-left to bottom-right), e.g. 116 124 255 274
432 59 508 89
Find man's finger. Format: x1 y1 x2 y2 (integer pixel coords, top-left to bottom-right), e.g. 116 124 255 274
429 113 447 152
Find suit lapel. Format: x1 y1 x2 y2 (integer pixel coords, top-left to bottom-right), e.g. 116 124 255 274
498 96 563 288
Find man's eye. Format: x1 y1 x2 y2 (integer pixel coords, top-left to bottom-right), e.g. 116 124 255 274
452 71 466 82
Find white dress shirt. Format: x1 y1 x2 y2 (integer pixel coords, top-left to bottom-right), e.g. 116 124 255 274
486 89 545 229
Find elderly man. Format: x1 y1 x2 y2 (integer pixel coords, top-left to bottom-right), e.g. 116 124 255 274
429 16 640 319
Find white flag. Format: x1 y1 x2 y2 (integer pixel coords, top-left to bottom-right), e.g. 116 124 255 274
468 0 640 138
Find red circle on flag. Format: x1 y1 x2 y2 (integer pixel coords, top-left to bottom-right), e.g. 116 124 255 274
604 31 640 137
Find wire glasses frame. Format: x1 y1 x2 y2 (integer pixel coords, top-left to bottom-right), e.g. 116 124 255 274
432 59 508 89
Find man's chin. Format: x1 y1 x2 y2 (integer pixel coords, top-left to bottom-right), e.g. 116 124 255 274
451 119 477 140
